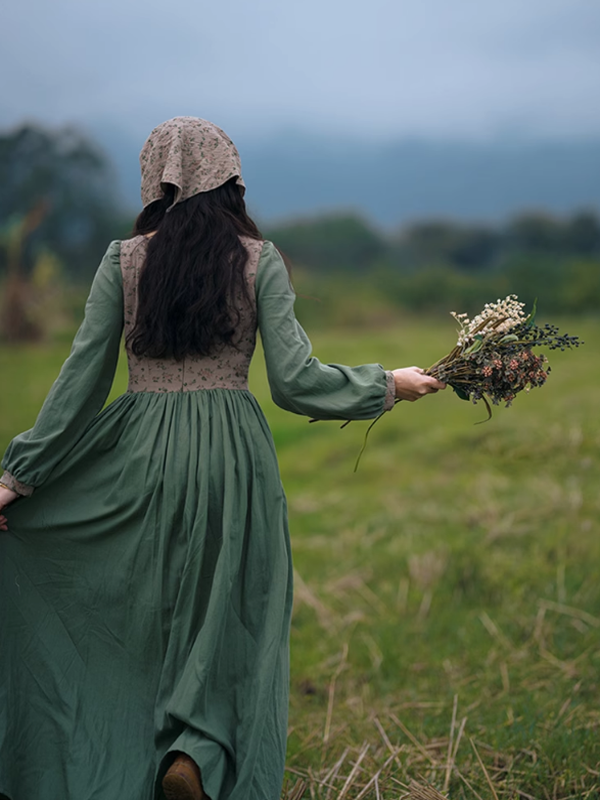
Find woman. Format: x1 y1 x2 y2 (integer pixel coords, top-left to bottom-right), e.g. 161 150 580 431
0 117 445 800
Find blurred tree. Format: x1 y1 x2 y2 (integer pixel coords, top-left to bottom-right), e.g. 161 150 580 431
396 221 500 271
0 202 48 341
564 211 600 256
267 213 387 271
0 123 122 280
505 211 577 256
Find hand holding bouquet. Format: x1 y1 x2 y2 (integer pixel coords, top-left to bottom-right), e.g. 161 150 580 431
350 295 582 469
310 294 582 468
426 295 582 419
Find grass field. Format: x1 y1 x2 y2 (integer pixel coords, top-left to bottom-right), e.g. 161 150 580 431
1 314 599 799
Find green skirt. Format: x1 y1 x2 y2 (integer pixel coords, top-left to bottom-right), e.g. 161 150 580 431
0 389 292 800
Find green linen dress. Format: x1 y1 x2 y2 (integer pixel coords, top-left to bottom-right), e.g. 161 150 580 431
0 236 394 800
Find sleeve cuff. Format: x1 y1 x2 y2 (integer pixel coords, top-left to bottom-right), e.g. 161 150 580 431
383 370 396 412
0 471 34 497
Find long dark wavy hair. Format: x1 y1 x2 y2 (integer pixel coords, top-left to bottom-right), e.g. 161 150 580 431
128 179 263 360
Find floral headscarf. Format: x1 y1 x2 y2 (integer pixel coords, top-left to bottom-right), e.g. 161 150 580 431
139 117 245 210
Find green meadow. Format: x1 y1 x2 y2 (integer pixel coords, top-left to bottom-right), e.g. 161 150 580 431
1 313 599 799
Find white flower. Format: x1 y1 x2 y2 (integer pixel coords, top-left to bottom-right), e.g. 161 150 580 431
452 295 527 347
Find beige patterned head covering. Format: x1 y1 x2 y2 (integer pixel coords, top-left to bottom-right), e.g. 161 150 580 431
140 117 245 209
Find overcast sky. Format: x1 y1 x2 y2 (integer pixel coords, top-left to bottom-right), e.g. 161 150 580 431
2 0 600 144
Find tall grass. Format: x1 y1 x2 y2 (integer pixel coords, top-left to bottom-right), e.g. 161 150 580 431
1 315 599 798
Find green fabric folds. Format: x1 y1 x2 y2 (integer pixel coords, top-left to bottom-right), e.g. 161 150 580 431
0 239 391 800
256 241 390 420
2 241 123 489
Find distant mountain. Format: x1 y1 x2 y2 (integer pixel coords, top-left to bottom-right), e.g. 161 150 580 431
95 127 600 228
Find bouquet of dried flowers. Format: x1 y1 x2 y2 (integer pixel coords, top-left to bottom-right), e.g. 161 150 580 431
425 295 582 420
344 295 582 470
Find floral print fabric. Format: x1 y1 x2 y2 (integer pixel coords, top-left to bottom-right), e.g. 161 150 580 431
140 117 245 209
120 235 261 393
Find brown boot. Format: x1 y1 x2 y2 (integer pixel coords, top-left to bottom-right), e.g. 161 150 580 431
162 753 206 800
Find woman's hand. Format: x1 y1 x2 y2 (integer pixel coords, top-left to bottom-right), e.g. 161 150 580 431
0 486 19 531
392 367 446 402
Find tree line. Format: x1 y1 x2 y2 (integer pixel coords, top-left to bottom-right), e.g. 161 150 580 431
267 211 600 274
266 211 600 316
0 123 598 340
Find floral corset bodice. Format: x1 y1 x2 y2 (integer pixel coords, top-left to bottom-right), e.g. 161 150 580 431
119 235 262 393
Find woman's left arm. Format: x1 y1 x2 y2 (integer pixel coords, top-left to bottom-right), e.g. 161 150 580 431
0 241 124 497
255 241 396 421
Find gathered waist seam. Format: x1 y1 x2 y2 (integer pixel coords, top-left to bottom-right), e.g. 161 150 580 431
125 385 251 395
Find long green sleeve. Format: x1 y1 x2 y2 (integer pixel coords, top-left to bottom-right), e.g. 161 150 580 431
1 241 124 493
255 241 395 421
